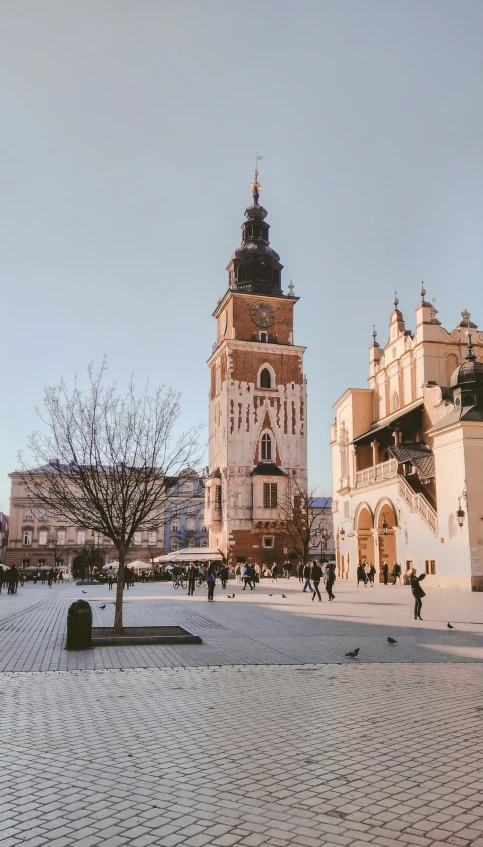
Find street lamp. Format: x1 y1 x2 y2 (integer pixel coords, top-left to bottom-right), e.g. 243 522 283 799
381 511 388 536
339 526 345 541
456 498 465 528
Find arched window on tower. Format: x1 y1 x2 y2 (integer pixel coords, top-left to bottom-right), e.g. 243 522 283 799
240 265 248 282
261 433 272 461
260 368 271 388
246 226 253 239
258 263 267 281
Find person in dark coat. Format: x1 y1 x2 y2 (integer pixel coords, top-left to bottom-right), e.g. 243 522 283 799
302 563 312 593
357 564 366 587
325 564 336 601
382 561 389 585
392 562 402 585
297 562 304 583
410 569 426 620
271 563 278 582
220 564 228 590
0 565 4 593
206 563 217 601
187 562 197 596
368 564 376 586
311 561 323 602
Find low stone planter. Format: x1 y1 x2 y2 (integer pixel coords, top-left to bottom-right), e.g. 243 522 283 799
91 626 202 646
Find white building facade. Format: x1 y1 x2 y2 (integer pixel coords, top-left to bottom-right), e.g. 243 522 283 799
331 289 483 590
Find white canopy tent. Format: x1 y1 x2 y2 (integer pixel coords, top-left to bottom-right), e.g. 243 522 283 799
103 560 153 571
153 548 223 564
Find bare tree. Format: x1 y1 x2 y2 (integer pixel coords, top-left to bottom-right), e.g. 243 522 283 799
19 361 202 633
45 530 69 571
277 481 330 566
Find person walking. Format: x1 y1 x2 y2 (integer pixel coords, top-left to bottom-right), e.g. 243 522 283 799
392 562 402 585
187 561 197 596
297 562 304 583
47 568 55 588
255 563 261 583
382 561 388 585
311 561 322 602
107 565 114 590
235 564 241 584
410 569 426 620
302 563 313 593
368 564 376 586
220 563 228 590
357 563 366 587
242 564 254 590
206 562 217 601
0 565 4 594
271 563 278 583
325 563 336 601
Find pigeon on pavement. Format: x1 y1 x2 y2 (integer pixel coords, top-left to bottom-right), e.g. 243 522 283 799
447 622 455 629
82 590 87 594
227 594 235 599
99 604 106 609
345 648 360 659
387 637 397 644
281 594 287 598
268 594 274 597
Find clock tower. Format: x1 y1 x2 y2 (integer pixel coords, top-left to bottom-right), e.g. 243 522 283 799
205 168 307 569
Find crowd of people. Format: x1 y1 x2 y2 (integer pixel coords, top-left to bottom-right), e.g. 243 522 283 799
0 564 65 593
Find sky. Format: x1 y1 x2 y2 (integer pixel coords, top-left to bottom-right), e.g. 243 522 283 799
1 0 483 512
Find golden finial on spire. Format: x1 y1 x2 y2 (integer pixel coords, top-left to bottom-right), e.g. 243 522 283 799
251 152 263 204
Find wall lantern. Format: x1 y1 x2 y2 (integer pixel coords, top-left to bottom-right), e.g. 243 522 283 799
457 483 468 529
456 498 465 528
381 511 389 536
339 527 345 541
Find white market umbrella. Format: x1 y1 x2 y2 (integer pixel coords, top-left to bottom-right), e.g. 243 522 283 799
153 548 223 564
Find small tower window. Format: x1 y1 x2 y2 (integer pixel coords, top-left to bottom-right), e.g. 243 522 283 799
273 269 279 285
240 265 248 282
246 226 253 239
260 368 271 388
261 433 272 461
258 263 267 281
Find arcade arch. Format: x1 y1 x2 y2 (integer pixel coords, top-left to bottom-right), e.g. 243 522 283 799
355 503 374 569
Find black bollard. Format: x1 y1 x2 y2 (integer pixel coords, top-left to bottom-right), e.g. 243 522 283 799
65 599 92 650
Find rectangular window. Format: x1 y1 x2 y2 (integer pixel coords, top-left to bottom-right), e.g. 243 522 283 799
171 519 179 532
215 486 222 510
39 509 49 522
263 536 274 548
38 559 46 567
171 537 179 552
77 530 85 546
23 530 32 546
187 518 195 531
201 525 207 532
133 532 142 545
148 531 157 544
38 530 48 546
430 560 436 575
22 559 30 569
260 332 268 343
24 509 33 521
263 483 277 508
206 488 210 509
425 559 430 575
188 538 195 548
56 530 66 546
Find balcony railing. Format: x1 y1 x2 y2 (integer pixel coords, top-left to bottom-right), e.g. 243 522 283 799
355 459 398 487
398 476 438 535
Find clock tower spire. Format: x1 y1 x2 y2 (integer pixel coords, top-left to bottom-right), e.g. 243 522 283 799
205 172 307 570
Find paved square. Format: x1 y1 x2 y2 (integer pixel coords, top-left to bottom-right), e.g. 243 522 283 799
1 579 483 845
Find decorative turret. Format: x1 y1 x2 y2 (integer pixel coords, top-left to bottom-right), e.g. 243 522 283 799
450 332 483 412
389 291 406 341
226 162 284 297
369 325 382 377
415 282 441 332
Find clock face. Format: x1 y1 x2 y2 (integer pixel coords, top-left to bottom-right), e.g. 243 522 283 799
251 301 275 328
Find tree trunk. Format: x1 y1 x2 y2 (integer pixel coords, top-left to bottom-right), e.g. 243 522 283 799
114 547 126 635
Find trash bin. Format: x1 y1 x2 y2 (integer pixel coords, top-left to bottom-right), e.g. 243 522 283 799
65 599 92 650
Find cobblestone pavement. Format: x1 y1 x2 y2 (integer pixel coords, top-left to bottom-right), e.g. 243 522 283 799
0 580 482 672
1 663 483 847
1 582 483 846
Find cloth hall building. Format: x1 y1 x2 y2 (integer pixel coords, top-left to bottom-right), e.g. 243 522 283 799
331 290 483 590
204 171 307 567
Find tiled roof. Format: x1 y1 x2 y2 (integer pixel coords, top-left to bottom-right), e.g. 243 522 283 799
250 463 288 477
389 444 435 479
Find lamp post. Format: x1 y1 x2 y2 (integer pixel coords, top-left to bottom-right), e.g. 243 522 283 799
381 511 389 536
457 482 468 529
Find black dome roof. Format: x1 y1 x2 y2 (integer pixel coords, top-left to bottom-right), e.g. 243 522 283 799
449 359 483 387
449 335 483 387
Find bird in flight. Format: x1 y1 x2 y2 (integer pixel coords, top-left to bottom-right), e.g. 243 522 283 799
345 648 360 659
387 637 397 644
447 622 455 629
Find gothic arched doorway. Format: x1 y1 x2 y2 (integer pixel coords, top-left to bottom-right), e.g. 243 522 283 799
376 502 397 581
356 506 374 567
